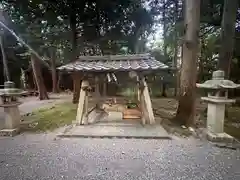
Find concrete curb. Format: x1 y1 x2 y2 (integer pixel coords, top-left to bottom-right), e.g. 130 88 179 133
57 134 172 140
56 124 75 136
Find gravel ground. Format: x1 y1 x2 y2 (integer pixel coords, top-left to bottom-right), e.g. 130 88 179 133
0 134 239 180
0 95 240 179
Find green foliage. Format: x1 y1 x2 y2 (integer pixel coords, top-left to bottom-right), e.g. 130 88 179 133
0 16 29 85
2 0 240 87
198 27 220 82
152 0 240 84
0 0 156 87
120 87 138 102
2 0 155 59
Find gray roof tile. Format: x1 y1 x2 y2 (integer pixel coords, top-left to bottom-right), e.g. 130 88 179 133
57 53 168 72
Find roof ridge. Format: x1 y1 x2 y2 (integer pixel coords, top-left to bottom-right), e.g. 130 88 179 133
77 53 151 61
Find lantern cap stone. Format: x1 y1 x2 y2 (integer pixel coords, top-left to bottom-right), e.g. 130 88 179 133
196 70 240 89
0 81 26 96
0 88 26 96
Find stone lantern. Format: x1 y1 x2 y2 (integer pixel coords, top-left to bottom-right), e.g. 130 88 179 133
0 81 26 136
196 70 240 142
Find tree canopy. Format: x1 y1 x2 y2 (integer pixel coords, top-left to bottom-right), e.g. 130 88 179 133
1 0 240 93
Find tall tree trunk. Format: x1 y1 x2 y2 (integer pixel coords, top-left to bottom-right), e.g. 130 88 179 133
31 54 49 100
162 0 168 97
163 0 167 59
32 71 37 93
173 0 179 96
69 1 77 61
198 39 204 82
69 4 80 103
0 11 10 82
57 72 62 92
134 26 143 53
174 0 200 126
50 47 58 93
70 18 77 61
218 0 238 78
0 36 10 82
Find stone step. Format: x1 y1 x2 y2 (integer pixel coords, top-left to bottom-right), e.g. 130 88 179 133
58 124 171 139
94 120 142 127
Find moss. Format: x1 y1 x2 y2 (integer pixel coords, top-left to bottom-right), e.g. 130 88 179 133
225 106 240 140
23 102 77 132
225 125 240 140
161 119 192 137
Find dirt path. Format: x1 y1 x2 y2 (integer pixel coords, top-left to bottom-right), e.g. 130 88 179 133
18 93 72 115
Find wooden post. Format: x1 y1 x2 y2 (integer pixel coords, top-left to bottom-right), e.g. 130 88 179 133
139 92 146 125
136 75 140 101
103 80 107 97
83 93 89 125
95 76 100 97
76 80 89 125
94 76 101 108
137 88 141 101
72 72 81 104
140 77 155 124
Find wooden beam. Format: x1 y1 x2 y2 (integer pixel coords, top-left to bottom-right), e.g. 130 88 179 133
136 74 140 101
95 76 100 97
76 80 89 125
94 76 102 109
139 77 155 124
83 93 89 124
103 80 107 97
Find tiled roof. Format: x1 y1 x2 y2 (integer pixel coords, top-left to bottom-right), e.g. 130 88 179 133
57 53 169 72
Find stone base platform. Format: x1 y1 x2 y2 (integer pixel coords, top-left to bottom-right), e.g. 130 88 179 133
58 121 171 139
207 132 234 143
0 128 20 137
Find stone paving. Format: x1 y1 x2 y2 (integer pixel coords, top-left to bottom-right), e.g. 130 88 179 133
60 122 170 139
59 111 170 139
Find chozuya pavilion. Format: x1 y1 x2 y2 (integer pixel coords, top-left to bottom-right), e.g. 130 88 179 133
58 53 169 126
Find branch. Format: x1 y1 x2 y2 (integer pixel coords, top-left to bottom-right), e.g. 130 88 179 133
199 26 215 38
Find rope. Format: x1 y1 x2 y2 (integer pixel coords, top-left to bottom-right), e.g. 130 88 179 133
0 20 50 68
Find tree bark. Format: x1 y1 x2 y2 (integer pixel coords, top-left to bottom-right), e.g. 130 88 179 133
57 72 62 92
32 71 37 93
163 0 167 59
198 39 204 82
174 0 200 126
162 0 168 97
218 0 238 78
173 0 179 96
69 4 80 102
31 54 49 100
70 4 77 61
0 36 10 81
50 47 58 93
